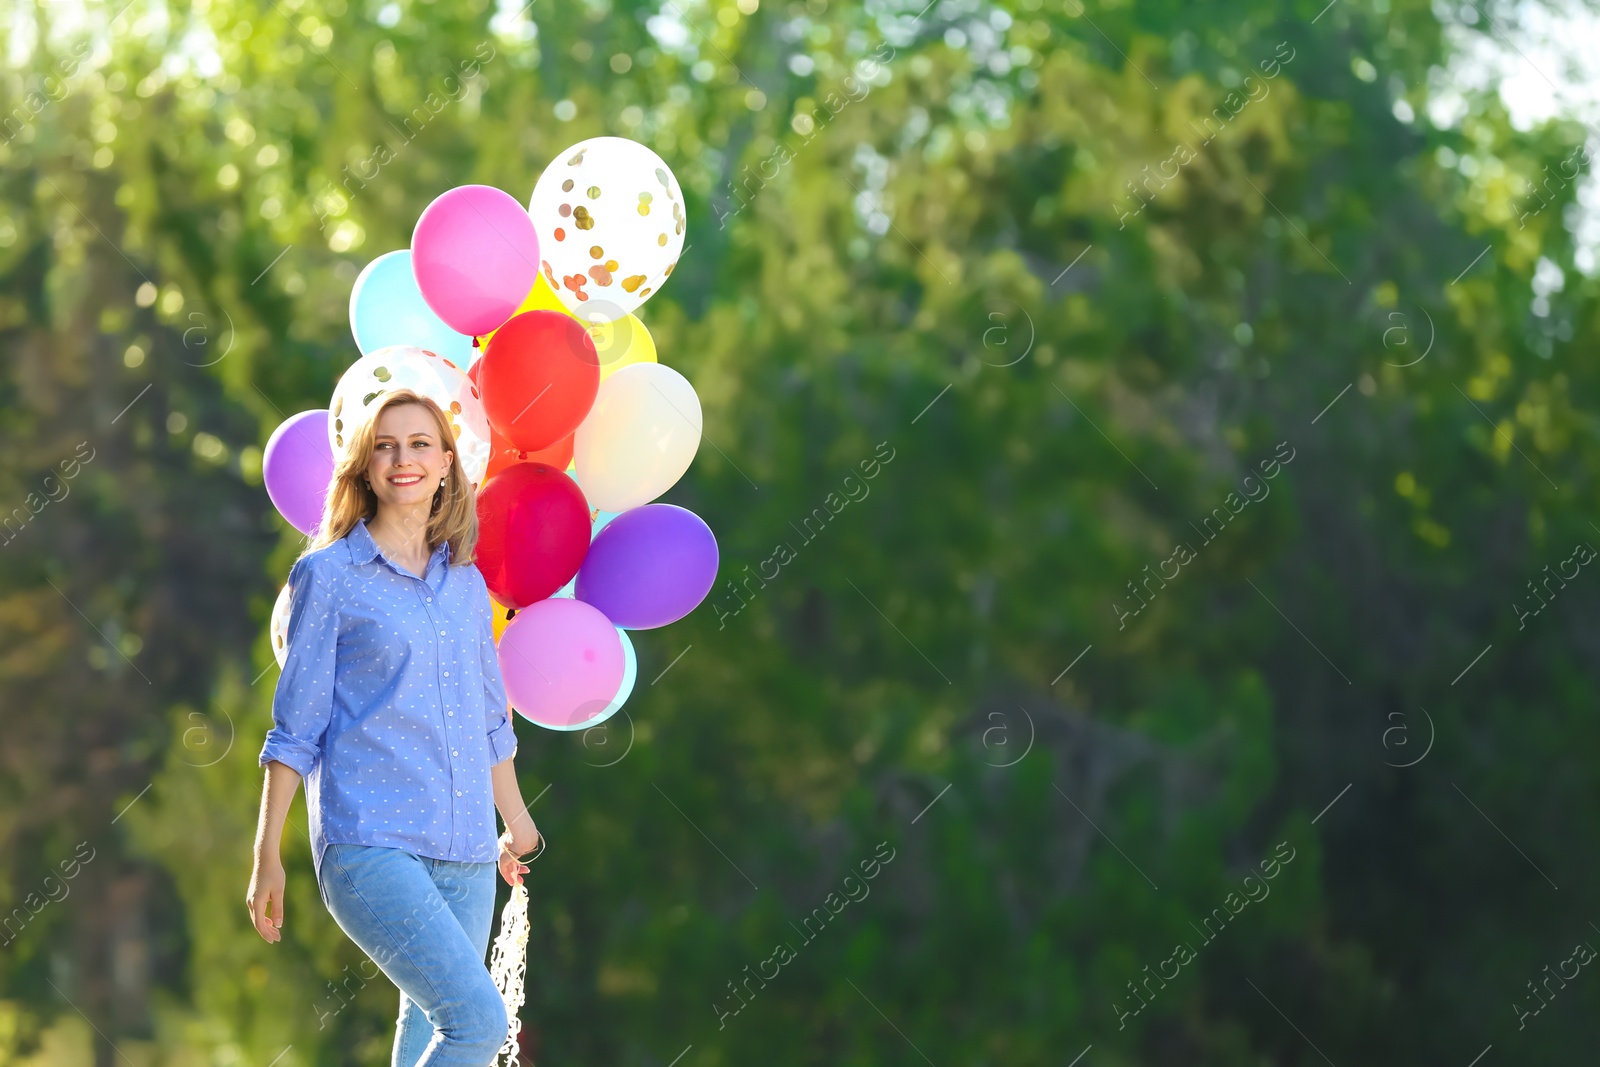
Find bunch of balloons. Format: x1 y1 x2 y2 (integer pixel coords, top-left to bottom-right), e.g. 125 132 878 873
266 136 717 732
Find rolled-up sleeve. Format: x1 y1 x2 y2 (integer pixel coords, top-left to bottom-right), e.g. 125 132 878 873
478 575 517 764
260 554 339 777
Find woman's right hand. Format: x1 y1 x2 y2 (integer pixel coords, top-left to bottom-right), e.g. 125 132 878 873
247 855 287 943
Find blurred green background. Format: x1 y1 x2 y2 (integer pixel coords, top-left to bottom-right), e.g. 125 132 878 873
4 0 1599 1062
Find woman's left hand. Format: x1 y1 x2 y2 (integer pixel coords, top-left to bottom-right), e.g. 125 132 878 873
497 822 541 886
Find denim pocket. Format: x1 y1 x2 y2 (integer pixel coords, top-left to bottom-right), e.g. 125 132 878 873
316 844 346 908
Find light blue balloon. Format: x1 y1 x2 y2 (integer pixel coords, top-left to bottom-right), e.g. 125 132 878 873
540 627 636 732
350 249 478 365
551 500 622 602
569 460 624 543
608 627 638 715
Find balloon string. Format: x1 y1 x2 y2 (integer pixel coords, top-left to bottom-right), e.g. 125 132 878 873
489 881 531 1066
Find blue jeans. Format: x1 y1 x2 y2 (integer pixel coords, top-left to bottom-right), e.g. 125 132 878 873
319 843 507 1067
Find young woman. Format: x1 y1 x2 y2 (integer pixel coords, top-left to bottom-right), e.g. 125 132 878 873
247 388 542 1066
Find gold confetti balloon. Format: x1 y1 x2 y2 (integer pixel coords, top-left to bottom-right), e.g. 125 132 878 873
270 580 293 667
528 136 685 324
327 344 493 488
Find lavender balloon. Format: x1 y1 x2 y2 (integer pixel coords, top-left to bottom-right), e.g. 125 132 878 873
576 504 718 629
264 410 335 535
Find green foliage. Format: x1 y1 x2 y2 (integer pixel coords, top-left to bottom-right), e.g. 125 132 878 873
4 0 1599 1063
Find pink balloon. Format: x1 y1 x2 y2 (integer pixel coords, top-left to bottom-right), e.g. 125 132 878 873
498 599 625 729
411 185 541 337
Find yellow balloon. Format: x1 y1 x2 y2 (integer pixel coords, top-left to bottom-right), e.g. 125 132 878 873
490 597 516 643
479 276 657 384
480 274 572 346
588 313 657 382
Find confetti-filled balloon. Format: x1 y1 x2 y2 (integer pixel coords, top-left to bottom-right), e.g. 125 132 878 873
528 136 685 323
270 580 293 667
327 344 492 487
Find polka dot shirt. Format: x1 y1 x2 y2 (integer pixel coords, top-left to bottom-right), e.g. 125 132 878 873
259 515 518 883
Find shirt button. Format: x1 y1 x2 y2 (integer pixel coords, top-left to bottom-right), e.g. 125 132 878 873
426 597 433 603
455 790 463 797
443 671 449 677
439 630 447 636
448 711 454 717
452 749 459 756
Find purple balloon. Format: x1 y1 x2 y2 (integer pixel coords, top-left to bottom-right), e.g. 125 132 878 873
264 410 335 535
575 504 718 629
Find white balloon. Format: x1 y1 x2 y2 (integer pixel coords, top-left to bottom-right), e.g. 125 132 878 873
327 344 492 488
529 136 686 324
574 363 702 512
270 580 292 668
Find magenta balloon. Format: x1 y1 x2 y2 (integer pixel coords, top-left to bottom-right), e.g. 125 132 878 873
264 410 335 535
499 599 625 729
575 504 719 629
411 185 541 336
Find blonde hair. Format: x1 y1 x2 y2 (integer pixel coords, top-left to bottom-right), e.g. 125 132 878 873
300 388 479 565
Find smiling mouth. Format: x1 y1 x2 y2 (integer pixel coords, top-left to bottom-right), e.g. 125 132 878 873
388 474 424 486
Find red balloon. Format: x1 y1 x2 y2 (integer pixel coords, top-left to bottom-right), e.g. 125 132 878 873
484 420 574 482
479 310 599 452
471 345 576 478
475 463 591 608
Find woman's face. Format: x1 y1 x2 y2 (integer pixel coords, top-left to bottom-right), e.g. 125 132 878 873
365 403 454 509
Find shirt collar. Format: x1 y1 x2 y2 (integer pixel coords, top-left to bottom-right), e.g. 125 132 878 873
347 516 451 570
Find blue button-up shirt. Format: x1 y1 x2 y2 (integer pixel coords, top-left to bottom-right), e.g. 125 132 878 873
259 515 518 883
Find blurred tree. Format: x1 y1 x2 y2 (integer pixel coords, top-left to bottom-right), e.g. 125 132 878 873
3 0 1599 1064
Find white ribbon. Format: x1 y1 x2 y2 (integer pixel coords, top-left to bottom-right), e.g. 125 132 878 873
488 881 531 1065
